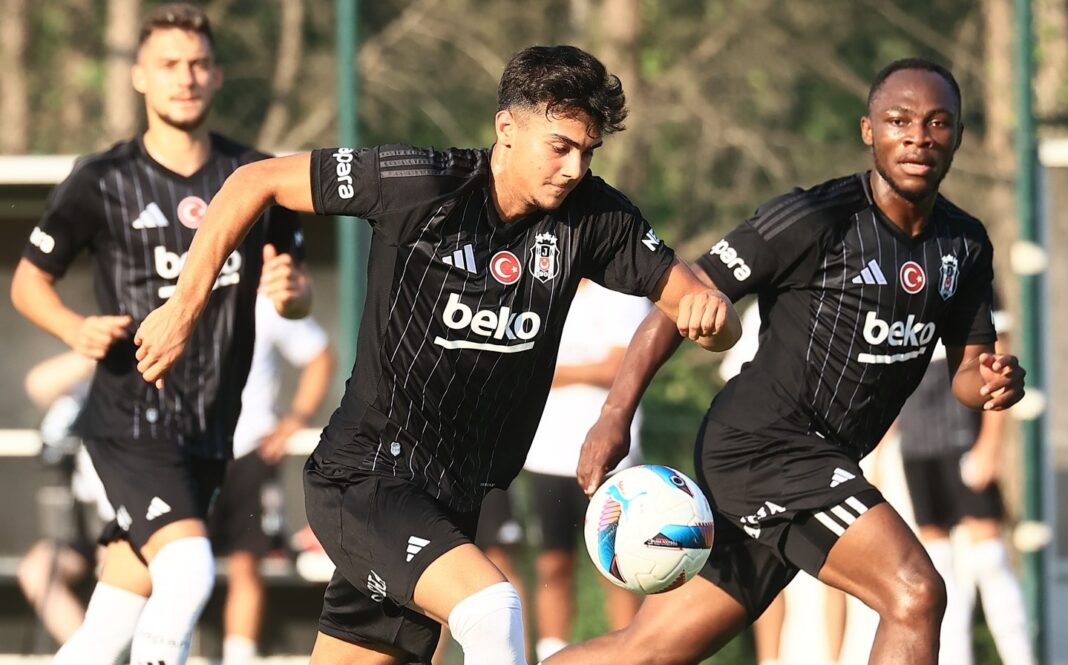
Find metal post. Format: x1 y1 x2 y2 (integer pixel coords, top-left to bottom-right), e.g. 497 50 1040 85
335 0 366 393
1013 0 1047 660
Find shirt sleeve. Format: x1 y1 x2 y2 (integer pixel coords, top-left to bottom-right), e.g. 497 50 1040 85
587 211 676 298
22 163 104 278
309 146 379 219
940 235 997 347
695 193 824 302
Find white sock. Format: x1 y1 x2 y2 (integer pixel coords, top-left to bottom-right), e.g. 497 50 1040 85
130 537 215 665
222 635 257 665
971 539 1035 665
536 637 568 661
52 582 147 665
448 582 527 665
925 539 973 665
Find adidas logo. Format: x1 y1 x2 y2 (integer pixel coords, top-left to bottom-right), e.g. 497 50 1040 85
851 259 887 285
145 496 172 521
132 202 169 230
406 536 430 562
829 467 856 488
442 244 477 274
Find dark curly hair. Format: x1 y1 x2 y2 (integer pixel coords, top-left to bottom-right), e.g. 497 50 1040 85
497 45 628 136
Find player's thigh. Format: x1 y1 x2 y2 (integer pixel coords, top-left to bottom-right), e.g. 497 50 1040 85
98 540 152 596
413 542 508 623
304 456 481 662
85 436 224 556
815 502 940 617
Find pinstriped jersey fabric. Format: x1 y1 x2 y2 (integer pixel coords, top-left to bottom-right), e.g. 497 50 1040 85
696 172 996 460
309 144 675 511
22 134 303 458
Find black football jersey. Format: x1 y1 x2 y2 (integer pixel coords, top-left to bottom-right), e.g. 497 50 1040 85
22 134 304 458
310 144 675 510
696 172 996 459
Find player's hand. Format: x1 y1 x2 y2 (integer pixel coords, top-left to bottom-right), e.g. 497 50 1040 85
66 315 132 359
257 415 304 464
676 288 731 350
978 352 1025 411
260 244 309 317
134 300 197 389
577 407 632 497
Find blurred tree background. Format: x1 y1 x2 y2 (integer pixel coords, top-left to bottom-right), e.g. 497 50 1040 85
2 0 1066 661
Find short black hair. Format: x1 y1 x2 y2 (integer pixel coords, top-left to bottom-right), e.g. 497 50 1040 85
867 58 962 116
497 45 627 136
139 2 215 50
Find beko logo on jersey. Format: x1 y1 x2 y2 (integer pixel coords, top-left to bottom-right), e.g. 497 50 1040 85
332 147 356 199
435 293 541 353
708 239 751 281
29 226 55 254
154 246 242 299
859 311 936 364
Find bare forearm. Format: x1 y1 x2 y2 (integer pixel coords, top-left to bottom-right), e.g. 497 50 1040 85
601 309 684 420
171 165 275 312
11 261 84 346
951 357 988 410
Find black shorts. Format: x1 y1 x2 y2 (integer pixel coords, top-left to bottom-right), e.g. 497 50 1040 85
303 454 480 663
86 436 226 553
529 472 588 552
695 418 885 620
208 453 282 557
902 452 1004 528
474 488 523 551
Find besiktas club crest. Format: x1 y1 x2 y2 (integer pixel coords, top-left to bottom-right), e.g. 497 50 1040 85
939 254 960 300
530 232 560 283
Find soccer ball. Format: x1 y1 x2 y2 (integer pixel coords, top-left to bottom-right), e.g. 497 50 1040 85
584 464 715 594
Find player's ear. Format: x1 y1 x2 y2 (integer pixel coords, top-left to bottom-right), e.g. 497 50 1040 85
860 115 873 147
495 109 517 147
131 62 147 95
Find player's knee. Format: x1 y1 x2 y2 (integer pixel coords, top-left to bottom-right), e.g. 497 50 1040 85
148 536 216 608
448 581 526 664
886 562 946 627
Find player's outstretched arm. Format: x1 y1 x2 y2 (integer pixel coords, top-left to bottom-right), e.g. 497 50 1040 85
946 342 1026 411
577 261 739 495
134 153 315 385
650 258 741 352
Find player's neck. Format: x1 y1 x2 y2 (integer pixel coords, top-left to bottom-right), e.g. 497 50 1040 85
142 122 213 178
488 144 535 223
868 170 938 238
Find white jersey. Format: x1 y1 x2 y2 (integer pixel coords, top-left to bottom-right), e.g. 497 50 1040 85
231 295 330 459
523 282 650 477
